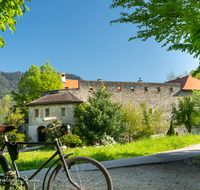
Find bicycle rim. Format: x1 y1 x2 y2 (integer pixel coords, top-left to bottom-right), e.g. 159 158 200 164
48 156 113 190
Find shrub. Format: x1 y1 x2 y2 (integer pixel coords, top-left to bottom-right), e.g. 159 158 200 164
60 133 82 148
122 102 168 141
101 135 116 146
167 120 175 136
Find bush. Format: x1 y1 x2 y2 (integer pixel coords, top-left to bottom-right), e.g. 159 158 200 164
122 102 168 141
167 120 175 136
60 133 82 148
101 135 116 146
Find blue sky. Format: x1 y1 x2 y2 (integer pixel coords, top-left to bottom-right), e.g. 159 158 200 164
0 0 199 83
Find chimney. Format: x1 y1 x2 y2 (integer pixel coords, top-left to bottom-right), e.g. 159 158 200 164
138 77 143 83
97 77 102 81
61 73 66 83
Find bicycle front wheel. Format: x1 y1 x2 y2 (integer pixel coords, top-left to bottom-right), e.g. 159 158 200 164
47 156 113 190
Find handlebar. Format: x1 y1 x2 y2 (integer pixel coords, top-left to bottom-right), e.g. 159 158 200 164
43 117 57 122
41 124 61 133
41 117 75 134
41 117 61 133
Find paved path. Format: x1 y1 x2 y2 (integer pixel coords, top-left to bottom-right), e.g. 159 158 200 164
19 143 200 176
101 143 200 169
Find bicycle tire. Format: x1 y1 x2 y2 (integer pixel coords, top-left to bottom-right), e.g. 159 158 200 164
0 159 27 190
47 156 113 190
0 160 11 190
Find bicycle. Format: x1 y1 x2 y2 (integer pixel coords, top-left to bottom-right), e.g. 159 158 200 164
0 117 113 190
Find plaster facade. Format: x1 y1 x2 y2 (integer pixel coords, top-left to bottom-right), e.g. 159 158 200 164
28 103 78 142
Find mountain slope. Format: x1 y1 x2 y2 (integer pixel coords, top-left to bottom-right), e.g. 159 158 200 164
0 71 24 99
0 71 83 99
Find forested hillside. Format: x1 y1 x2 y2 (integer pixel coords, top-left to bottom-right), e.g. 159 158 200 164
0 71 82 99
0 71 24 99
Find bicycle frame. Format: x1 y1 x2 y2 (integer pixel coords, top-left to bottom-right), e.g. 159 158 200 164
0 136 80 190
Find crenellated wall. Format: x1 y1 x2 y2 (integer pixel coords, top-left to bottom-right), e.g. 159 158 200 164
48 80 182 121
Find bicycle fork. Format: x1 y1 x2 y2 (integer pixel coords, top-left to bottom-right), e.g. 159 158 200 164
55 138 81 189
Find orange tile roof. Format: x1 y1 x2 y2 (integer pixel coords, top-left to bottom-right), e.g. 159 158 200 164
166 75 200 90
62 79 78 89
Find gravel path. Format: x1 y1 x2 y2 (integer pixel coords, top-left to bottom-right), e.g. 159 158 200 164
108 157 200 190
20 156 200 190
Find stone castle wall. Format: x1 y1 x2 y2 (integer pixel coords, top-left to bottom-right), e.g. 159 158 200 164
42 80 185 121
41 80 194 134
61 80 182 121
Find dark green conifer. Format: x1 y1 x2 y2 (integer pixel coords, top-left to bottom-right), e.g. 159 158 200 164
167 120 175 136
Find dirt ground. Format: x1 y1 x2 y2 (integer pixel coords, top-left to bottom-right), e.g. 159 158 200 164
21 156 200 189
108 156 200 190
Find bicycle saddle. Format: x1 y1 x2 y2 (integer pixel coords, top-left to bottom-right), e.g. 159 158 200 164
0 125 17 132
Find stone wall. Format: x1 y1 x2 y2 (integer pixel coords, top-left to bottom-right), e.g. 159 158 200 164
60 80 181 121
41 80 195 136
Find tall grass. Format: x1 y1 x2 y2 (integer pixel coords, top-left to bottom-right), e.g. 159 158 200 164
2 134 200 171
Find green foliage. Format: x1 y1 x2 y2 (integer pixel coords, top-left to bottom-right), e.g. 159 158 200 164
11 62 63 117
8 132 25 142
190 69 200 80
192 90 200 110
171 95 200 133
5 107 25 127
122 102 168 141
167 120 175 136
0 94 12 124
0 0 31 48
60 133 82 148
110 1 200 76
0 95 27 144
74 83 128 145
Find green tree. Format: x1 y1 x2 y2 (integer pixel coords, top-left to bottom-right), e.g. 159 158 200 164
171 96 199 133
122 102 168 141
11 62 63 116
191 90 200 112
167 120 175 136
190 69 200 80
5 107 25 126
110 0 200 76
74 83 128 145
0 0 31 48
0 94 12 124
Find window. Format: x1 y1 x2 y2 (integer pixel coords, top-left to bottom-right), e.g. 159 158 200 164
104 85 107 90
157 87 160 93
170 87 173 93
45 108 50 117
61 108 66 116
89 86 93 91
35 109 39 117
118 86 121 92
131 86 134 92
144 87 148 92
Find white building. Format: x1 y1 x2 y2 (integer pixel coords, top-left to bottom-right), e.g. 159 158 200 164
26 91 82 142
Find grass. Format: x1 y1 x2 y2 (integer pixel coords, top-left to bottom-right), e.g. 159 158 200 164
1 134 200 172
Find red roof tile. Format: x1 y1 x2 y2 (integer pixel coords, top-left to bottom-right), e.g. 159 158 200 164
166 75 200 90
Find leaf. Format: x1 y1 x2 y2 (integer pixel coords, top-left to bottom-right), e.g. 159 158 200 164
25 5 29 11
0 23 5 32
